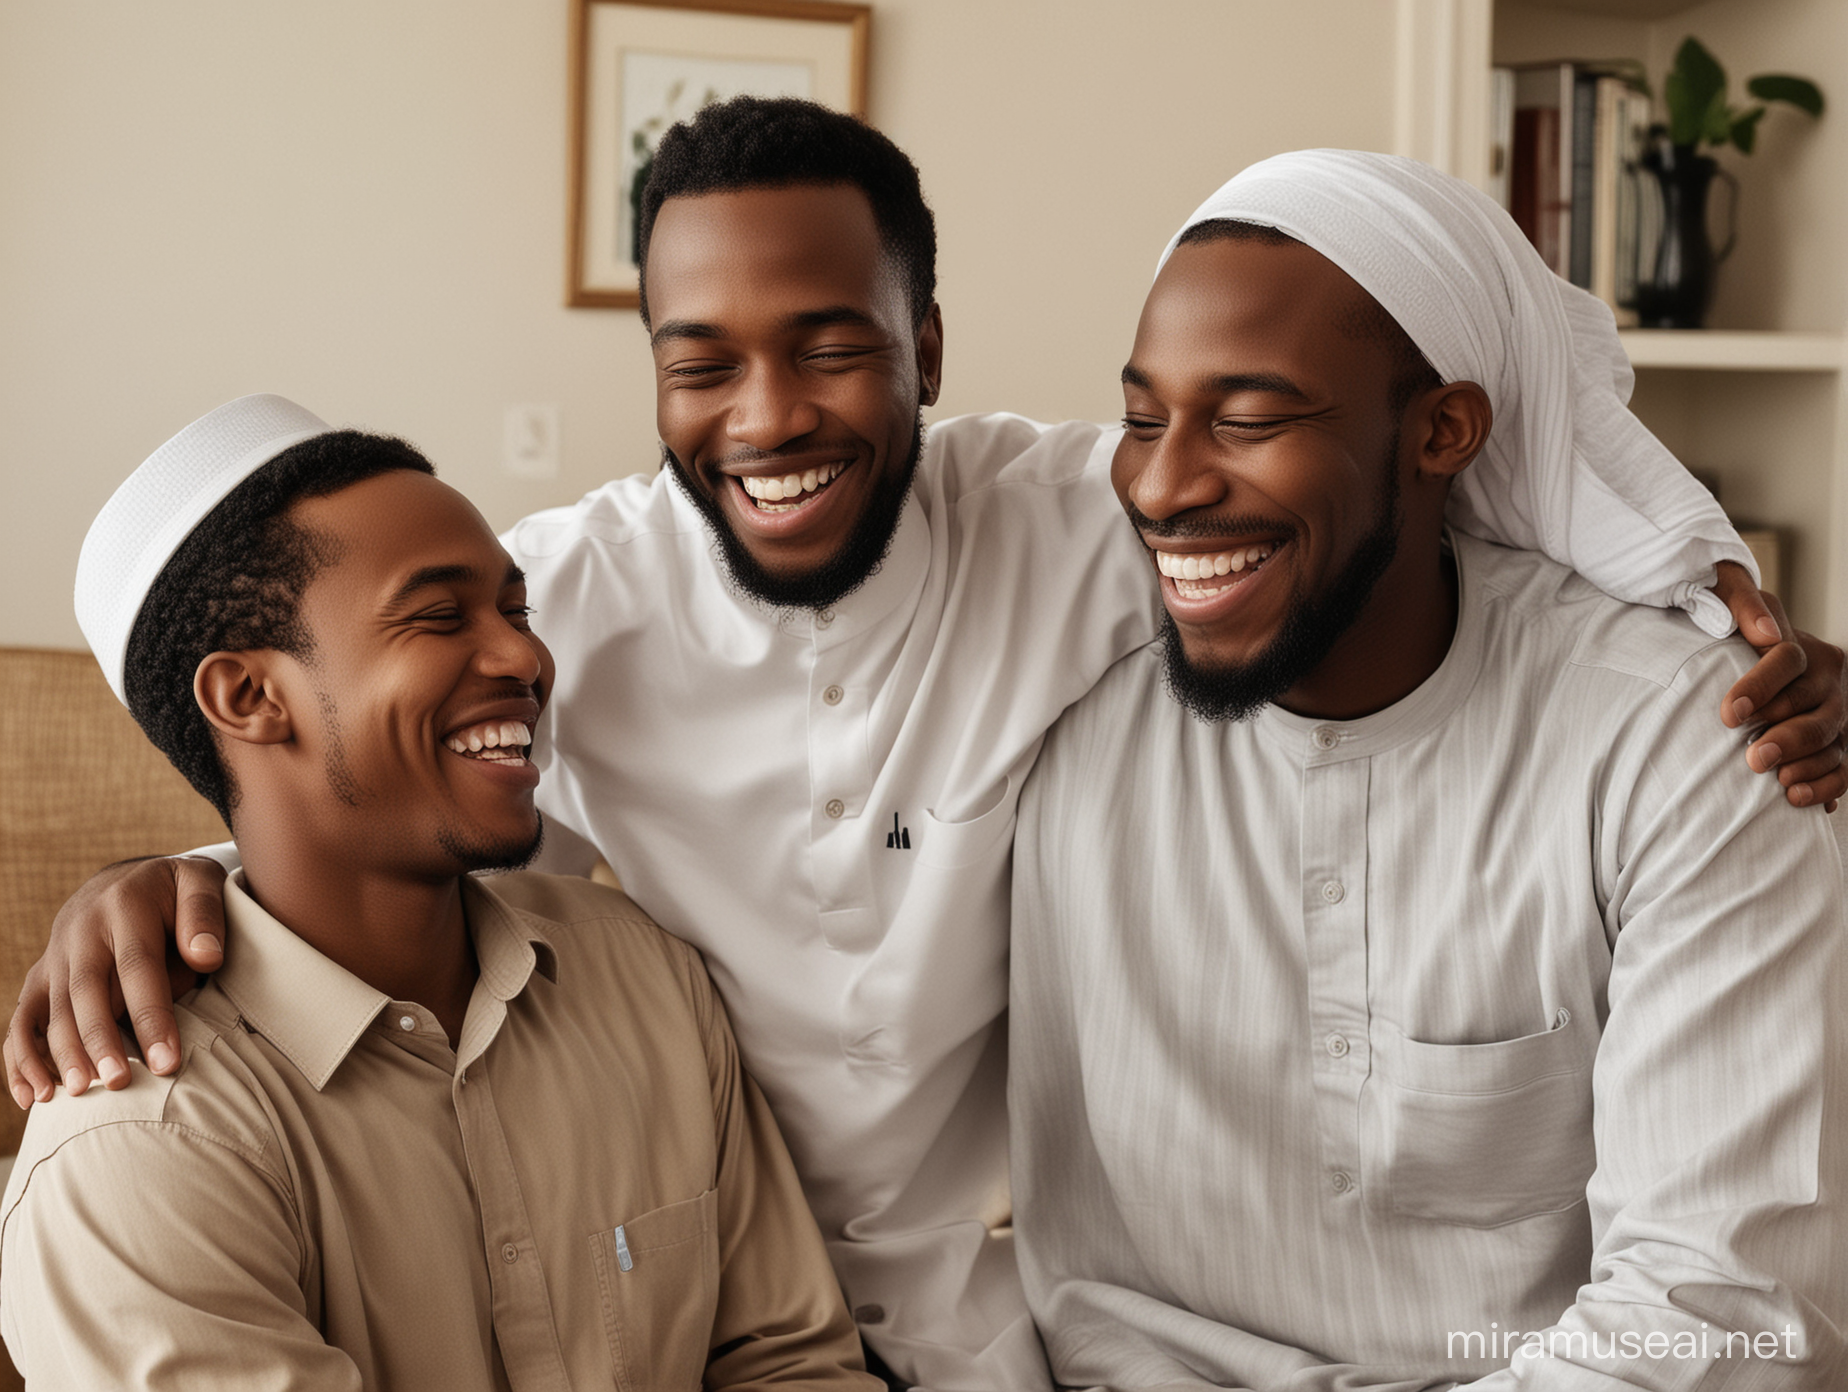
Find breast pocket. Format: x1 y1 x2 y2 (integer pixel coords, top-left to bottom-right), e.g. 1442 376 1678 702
841 780 1017 1066
1362 1015 1597 1228
916 776 1017 869
590 1188 719 1391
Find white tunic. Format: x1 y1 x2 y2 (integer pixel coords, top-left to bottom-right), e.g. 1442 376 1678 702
1011 534 1848 1391
508 414 1156 1390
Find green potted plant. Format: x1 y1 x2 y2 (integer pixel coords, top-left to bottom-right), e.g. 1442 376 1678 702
1637 37 1824 328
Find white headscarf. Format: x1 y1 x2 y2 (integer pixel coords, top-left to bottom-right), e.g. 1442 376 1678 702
1157 149 1750 635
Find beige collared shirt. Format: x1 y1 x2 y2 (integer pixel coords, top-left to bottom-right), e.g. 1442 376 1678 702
0 871 876 1391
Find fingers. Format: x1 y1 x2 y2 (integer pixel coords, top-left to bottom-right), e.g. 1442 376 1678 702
1713 562 1787 649
173 857 228 976
1723 641 1807 731
42 952 91 1098
115 858 225 1077
1775 733 1848 810
19 854 222 1095
111 923 181 1080
5 961 57 1109
71 950 134 1090
2 1039 23 1112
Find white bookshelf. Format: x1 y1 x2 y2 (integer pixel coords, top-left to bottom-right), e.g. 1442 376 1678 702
1619 330 1844 372
1399 0 1847 638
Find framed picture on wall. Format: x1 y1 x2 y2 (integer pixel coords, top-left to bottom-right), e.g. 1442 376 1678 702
567 0 871 308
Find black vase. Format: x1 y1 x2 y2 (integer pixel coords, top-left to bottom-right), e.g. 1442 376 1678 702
1634 143 1738 330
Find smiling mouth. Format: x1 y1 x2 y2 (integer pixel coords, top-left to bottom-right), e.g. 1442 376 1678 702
1154 541 1281 597
736 461 850 513
442 719 533 764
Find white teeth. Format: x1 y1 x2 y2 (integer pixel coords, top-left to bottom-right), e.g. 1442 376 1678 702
444 721 534 758
741 462 845 503
1154 543 1278 586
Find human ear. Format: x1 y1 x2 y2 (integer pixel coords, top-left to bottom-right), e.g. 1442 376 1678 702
193 653 292 746
1413 381 1493 481
915 302 944 407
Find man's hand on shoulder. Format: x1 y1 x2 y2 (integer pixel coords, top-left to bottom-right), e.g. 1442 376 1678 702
5 856 229 1109
1713 562 1846 812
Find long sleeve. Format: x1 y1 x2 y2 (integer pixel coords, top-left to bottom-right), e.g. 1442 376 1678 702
1470 653 1848 1390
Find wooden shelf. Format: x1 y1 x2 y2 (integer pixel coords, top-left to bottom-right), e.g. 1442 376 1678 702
1618 330 1844 372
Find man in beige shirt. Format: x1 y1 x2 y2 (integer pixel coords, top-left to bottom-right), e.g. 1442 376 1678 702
0 396 876 1391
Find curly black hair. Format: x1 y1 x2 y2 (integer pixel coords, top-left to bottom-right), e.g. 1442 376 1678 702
636 95 936 329
1174 219 1443 414
122 430 435 824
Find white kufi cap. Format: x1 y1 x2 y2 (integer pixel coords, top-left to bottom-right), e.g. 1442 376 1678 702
75 394 333 705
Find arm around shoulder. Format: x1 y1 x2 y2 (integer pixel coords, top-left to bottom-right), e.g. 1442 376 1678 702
6 851 234 1111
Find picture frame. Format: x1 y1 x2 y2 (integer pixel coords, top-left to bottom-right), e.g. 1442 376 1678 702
567 0 871 309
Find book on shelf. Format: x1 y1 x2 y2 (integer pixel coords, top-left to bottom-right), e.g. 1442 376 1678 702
1499 60 1652 327
1509 64 1570 274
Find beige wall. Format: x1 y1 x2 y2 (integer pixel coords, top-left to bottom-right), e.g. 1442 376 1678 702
0 0 1399 651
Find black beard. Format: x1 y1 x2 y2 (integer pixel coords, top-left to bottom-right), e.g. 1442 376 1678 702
1156 456 1403 725
664 413 926 612
439 811 546 875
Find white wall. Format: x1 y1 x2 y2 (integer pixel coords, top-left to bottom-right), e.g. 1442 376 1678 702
0 0 1400 650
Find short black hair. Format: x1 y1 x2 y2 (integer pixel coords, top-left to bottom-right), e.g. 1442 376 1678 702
122 431 435 824
1175 219 1443 414
636 95 936 328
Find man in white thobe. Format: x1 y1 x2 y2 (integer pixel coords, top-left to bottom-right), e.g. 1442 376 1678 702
1011 151 1848 1391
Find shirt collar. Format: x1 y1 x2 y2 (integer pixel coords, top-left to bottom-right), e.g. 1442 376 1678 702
215 871 558 1091
1256 529 1489 760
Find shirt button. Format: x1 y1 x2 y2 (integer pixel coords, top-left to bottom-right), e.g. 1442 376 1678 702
1312 727 1340 751
853 1303 886 1325
397 1015 416 1032
1331 1170 1354 1194
1321 880 1345 904
823 684 844 706
1325 1032 1350 1058
825 798 846 819
815 609 835 629
501 1243 519 1264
